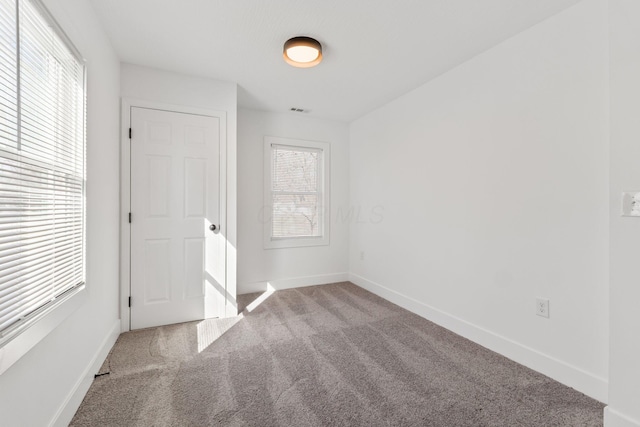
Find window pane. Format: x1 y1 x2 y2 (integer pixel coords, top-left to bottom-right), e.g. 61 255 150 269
272 194 319 238
19 0 84 174
272 145 319 192
0 0 85 339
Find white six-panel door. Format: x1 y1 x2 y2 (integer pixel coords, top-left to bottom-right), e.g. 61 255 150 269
130 107 224 330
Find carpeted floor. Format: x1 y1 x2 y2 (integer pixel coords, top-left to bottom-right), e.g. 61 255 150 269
71 282 603 426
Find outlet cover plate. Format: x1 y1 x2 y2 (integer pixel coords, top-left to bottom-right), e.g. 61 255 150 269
621 192 640 217
536 298 550 318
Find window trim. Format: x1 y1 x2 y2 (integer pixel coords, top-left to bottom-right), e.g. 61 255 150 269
0 285 86 375
263 136 330 249
0 0 86 375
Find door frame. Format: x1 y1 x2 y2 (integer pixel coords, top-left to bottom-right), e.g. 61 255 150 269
120 98 231 332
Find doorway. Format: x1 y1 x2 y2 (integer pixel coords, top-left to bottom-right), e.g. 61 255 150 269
122 103 228 330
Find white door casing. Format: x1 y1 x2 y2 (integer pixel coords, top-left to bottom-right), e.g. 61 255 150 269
129 106 225 330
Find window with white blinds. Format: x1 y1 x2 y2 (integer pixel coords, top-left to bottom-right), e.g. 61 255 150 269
264 137 330 249
0 0 86 345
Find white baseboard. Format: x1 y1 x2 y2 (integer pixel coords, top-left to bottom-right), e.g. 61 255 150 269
605 407 640 427
349 273 608 403
238 272 350 295
50 319 121 427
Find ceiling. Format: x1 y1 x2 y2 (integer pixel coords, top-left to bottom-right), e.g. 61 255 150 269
89 0 581 122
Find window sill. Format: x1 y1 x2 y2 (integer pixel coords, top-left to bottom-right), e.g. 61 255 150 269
264 236 330 249
0 285 86 376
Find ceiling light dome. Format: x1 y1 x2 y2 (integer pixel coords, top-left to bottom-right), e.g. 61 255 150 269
283 36 322 68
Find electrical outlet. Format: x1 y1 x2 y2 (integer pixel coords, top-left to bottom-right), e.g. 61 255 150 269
536 298 550 318
360 251 365 261
621 192 640 217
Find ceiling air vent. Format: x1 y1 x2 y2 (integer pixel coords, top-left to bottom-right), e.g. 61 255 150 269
290 107 305 113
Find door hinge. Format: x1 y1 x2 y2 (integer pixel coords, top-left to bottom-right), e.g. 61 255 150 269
128 296 131 307
129 128 132 139
128 212 132 223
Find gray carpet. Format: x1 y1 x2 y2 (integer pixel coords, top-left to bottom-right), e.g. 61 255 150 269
71 282 603 426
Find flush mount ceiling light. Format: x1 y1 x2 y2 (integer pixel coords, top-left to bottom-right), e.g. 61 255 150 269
283 36 323 68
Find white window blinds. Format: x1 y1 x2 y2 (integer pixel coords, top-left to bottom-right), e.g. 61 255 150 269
270 144 322 238
0 0 18 152
0 0 85 342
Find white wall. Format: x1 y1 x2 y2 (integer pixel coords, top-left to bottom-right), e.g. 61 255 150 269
120 63 238 314
349 0 609 401
238 108 350 294
0 0 121 425
606 1 640 425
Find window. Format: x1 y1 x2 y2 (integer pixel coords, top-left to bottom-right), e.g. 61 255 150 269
0 0 86 349
264 136 330 249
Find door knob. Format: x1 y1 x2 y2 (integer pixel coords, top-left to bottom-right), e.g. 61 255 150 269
209 224 217 232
